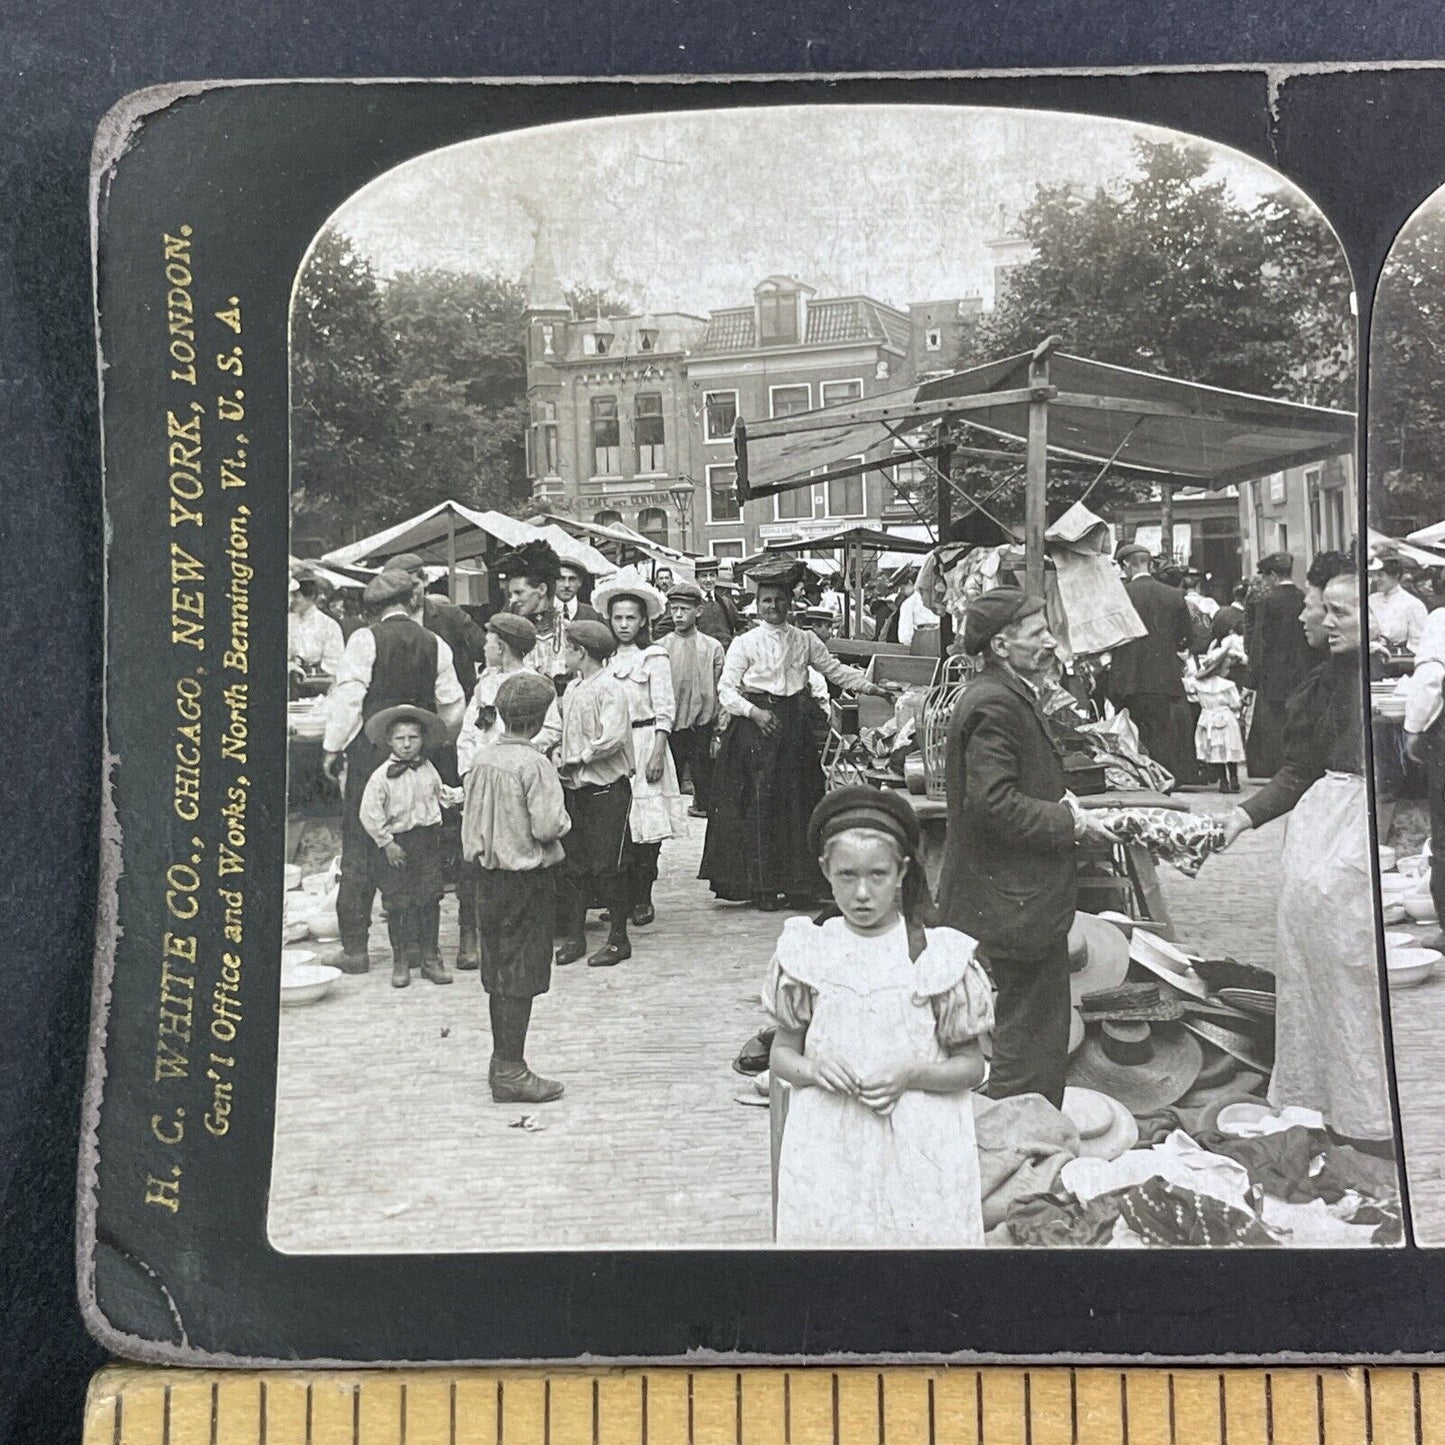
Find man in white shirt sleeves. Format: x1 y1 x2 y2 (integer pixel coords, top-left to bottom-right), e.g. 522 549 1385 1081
897 575 940 647
1403 605 1445 926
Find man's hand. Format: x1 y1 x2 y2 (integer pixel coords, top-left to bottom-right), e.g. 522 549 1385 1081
383 841 406 868
1077 814 1120 849
1405 730 1430 766
808 1056 861 1095
322 750 345 783
858 1064 914 1116
872 681 905 698
1219 807 1253 849
753 707 781 737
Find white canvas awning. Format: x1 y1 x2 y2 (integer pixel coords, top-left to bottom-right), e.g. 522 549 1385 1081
322 499 539 570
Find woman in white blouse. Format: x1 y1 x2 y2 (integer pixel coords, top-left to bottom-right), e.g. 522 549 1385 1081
700 558 899 911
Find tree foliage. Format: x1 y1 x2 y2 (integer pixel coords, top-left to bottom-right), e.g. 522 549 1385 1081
1369 211 1445 531
956 140 1355 523
290 232 636 545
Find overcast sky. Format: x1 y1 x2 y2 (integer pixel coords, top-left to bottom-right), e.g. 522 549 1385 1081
325 104 1314 317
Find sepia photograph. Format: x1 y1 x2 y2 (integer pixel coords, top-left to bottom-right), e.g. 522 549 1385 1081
1365 182 1445 1244
267 103 1401 1253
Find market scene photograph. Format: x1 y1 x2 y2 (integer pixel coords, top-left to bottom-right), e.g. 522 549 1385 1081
1365 179 1445 1244
268 106 1405 1253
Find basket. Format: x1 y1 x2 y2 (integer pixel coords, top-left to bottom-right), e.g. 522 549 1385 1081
921 653 980 799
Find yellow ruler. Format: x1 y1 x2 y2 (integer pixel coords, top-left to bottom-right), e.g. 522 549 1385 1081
85 1365 1435 1444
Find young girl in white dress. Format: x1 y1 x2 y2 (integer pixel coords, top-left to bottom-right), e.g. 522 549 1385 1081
764 787 994 1247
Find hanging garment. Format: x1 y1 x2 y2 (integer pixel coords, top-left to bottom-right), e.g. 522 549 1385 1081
1271 772 1396 1143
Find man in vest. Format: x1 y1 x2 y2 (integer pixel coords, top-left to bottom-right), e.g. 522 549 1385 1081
323 569 466 973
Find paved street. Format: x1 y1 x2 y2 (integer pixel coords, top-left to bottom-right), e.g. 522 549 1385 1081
270 784 1433 1252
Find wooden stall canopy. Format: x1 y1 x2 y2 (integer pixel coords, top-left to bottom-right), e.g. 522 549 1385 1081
735 348 1357 501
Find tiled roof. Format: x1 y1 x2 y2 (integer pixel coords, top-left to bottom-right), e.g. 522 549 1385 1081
697 309 755 353
693 296 912 356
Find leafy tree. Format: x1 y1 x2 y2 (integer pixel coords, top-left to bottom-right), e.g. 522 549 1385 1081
384 270 531 518
289 229 405 540
1369 210 1445 532
958 140 1355 525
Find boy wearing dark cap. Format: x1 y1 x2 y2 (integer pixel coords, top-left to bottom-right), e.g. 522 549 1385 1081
554 620 636 967
461 672 572 1103
659 580 724 818
358 704 463 989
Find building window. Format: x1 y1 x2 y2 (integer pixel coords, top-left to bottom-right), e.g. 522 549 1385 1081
591 396 621 476
925 328 942 352
704 390 738 443
820 379 863 409
759 291 798 345
635 393 665 472
582 333 597 356
593 510 622 527
775 483 816 521
710 540 745 560
770 383 811 418
639 507 670 548
824 455 867 518
1268 473 1287 505
541 322 556 357
706 463 741 524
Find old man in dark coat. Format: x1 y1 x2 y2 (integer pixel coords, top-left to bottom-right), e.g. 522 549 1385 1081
938 588 1116 1107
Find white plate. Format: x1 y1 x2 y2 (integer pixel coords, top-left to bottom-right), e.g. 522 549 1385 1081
281 960 341 1006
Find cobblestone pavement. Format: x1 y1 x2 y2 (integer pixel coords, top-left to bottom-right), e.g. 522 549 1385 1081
270 814 781 1252
270 783 1429 1252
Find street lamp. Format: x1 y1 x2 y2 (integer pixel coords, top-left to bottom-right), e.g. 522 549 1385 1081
668 477 695 552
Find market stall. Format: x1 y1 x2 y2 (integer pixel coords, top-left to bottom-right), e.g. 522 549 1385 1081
322 499 617 606
739 524 936 640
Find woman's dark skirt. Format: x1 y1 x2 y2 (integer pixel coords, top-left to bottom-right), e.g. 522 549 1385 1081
376 823 444 908
699 690 827 901
474 866 557 997
561 778 632 878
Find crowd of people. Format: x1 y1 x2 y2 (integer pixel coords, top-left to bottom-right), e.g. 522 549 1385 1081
288 532 1397 1245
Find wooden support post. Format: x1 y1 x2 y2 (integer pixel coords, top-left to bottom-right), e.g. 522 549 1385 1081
446 513 458 602
936 420 954 650
1025 350 1050 600
1160 482 1175 565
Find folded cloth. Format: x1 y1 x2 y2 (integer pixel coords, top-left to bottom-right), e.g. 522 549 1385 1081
1091 807 1226 878
1115 1176 1276 1247
973 1092 1082 1230
1315 1142 1403 1201
1005 1190 1123 1247
1060 1129 1253 1211
1194 1126 1336 1204
1261 1196 1380 1247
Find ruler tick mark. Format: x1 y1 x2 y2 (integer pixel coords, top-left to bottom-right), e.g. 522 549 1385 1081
399 1382 406 1445
593 1377 600 1445
833 1373 841 1445
305 1382 313 1445
927 1377 936 1445
1167 1374 1176 1445
210 1380 219 1445
976 1372 985 1445
1364 1370 1374 1445
1316 1373 1326 1445
112 1393 121 1445
1265 1374 1274 1445
642 1373 649 1445
876 1372 884 1445
784 1373 791 1445
163 1383 172 1445
1120 1373 1129 1445
1024 1372 1033 1445
1414 1371 1424 1445
1070 1369 1078 1445
1218 1374 1227 1445
448 1380 455 1445
258 1382 266 1445
352 1381 360 1445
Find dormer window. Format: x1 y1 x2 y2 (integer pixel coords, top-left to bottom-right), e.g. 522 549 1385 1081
925 327 942 352
638 313 659 352
759 291 798 345
592 318 615 356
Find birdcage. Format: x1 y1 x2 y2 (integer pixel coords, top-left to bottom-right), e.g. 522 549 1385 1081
920 652 980 799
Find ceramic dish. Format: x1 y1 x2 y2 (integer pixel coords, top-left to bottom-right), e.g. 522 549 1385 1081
1387 947 1441 988
281 960 342 1006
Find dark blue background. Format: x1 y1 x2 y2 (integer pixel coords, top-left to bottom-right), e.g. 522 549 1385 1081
7 6 1445 1442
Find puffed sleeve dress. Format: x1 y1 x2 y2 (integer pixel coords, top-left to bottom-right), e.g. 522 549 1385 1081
762 914 994 1247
